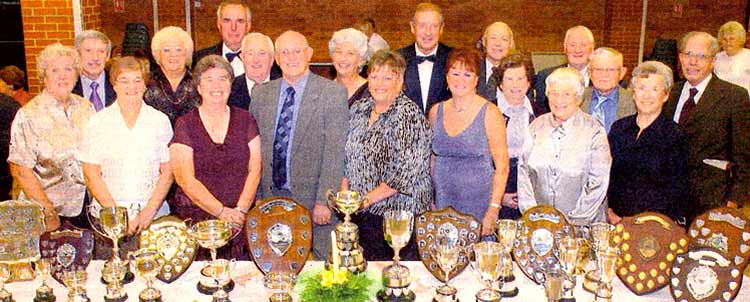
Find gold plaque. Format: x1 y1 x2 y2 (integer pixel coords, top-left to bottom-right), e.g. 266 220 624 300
247 196 312 274
0 199 45 282
139 215 197 283
415 206 480 282
514 205 571 284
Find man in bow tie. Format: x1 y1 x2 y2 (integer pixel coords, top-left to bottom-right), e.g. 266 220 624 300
193 0 251 76
398 2 452 113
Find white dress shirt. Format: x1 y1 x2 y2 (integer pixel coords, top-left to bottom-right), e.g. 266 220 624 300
245 74 271 95
570 64 590 87
223 43 245 77
416 44 437 111
80 72 107 111
673 74 712 123
485 58 495 83
714 48 750 95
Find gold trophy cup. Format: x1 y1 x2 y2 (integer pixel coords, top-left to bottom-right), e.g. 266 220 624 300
584 222 614 293
326 190 367 273
496 219 519 297
377 210 416 302
91 206 134 285
594 246 619 302
263 271 296 302
130 248 162 302
61 270 89 302
33 258 55 302
556 237 579 302
189 220 234 302
429 235 461 302
469 242 506 302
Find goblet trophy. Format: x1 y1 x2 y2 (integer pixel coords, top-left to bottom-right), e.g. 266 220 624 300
495 219 518 297
556 237 579 302
326 190 367 273
0 263 14 302
33 258 56 302
93 206 134 284
469 241 506 302
130 248 162 302
102 259 128 302
594 246 619 302
584 222 614 293
263 271 296 302
541 264 564 302
429 235 460 302
189 220 234 302
377 210 416 302
61 270 89 302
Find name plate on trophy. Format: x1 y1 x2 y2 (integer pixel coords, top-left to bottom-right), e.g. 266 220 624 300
688 207 750 271
139 215 197 283
247 196 311 274
514 205 571 284
0 200 45 282
613 212 688 295
670 247 743 302
40 227 94 285
415 206 480 281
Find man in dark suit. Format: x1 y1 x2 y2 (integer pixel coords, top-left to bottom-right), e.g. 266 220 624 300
72 30 116 111
477 22 515 103
193 0 251 76
664 31 750 219
580 47 635 133
250 31 349 260
0 80 19 199
534 25 594 111
228 32 282 110
398 2 452 113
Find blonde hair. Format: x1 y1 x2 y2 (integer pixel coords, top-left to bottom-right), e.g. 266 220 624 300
151 26 194 67
718 21 746 46
37 43 80 85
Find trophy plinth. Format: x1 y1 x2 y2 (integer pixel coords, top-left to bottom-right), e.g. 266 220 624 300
61 270 89 302
102 259 128 302
377 265 416 302
33 258 56 302
263 271 295 302
326 191 367 274
496 219 519 298
197 259 236 295
377 211 416 302
189 220 234 302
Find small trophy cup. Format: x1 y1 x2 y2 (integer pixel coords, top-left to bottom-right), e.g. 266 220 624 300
541 265 564 302
495 219 519 297
584 222 614 293
61 270 89 302
326 190 367 273
594 246 619 302
130 248 162 302
189 220 234 302
377 210 416 302
469 242 506 302
556 237 579 302
0 263 14 302
92 206 134 284
33 258 55 302
429 236 460 302
102 259 128 302
263 271 296 302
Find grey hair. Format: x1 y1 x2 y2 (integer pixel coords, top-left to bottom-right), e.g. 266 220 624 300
193 55 234 86
241 32 274 55
482 22 516 51
630 60 674 92
546 67 585 99
74 30 112 54
679 31 720 57
589 47 624 67
37 43 80 85
328 28 369 63
216 0 251 23
151 26 195 67
718 21 746 46
564 25 595 47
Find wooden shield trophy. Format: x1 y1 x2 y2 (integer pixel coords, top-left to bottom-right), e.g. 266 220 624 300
247 196 312 274
613 212 688 295
670 247 744 302
514 205 572 284
139 215 197 283
0 200 46 282
416 206 480 281
688 207 750 271
40 227 94 285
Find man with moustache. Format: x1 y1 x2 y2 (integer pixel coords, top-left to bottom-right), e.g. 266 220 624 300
228 32 282 109
478 22 515 103
664 31 750 220
534 25 594 110
72 30 116 111
580 47 635 133
193 0 251 76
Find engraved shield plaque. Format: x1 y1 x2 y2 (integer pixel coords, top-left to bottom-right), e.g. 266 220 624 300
514 205 571 284
0 199 46 282
39 227 94 285
139 215 197 283
246 196 311 274
613 212 689 295
688 207 750 271
416 206 480 282
670 247 743 302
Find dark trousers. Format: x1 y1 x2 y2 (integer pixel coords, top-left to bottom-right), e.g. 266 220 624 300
352 211 419 261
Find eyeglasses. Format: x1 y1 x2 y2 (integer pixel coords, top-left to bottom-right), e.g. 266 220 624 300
590 67 620 74
279 48 306 56
681 51 713 61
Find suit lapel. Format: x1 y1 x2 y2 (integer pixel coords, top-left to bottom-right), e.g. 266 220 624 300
615 87 632 118
404 49 423 109
580 87 593 112
685 77 721 126
427 44 447 108
292 75 320 153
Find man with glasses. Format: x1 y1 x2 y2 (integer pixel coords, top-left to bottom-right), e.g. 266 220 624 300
580 47 634 133
664 31 750 222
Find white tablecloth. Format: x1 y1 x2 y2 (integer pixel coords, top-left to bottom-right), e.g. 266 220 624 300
5 260 749 302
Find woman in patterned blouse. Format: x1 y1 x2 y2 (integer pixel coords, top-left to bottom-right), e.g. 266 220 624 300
342 49 433 260
144 26 201 125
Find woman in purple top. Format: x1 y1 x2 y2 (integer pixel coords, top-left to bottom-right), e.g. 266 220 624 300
170 55 262 260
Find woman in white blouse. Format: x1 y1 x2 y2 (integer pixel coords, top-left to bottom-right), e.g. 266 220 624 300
714 21 750 94
80 56 173 243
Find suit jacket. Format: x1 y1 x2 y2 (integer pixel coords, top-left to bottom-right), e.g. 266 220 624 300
250 73 349 210
477 59 497 104
580 86 635 123
663 75 750 213
72 72 117 108
398 43 452 113
193 41 284 78
227 71 283 110
532 63 565 112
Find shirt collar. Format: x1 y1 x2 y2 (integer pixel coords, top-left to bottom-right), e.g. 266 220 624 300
497 93 533 115
80 71 106 89
592 86 619 104
686 73 712 92
222 43 241 56
485 58 495 82
415 44 438 57
280 70 310 95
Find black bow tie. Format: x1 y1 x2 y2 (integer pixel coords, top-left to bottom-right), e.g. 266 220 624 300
416 54 436 64
225 51 241 62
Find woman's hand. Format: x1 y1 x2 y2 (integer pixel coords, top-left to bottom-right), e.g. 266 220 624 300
128 206 159 235
481 206 500 236
606 208 622 225
501 193 518 209
218 206 245 230
43 205 60 232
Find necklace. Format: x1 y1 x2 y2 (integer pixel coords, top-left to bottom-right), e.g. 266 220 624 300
452 100 469 113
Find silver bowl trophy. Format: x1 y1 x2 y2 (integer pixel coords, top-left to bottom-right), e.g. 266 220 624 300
130 248 162 302
429 235 461 302
33 258 56 302
377 210 416 302
263 271 296 302
495 219 519 297
189 220 235 302
61 270 89 302
555 237 579 302
0 263 13 302
594 246 619 302
89 206 135 285
102 258 128 302
468 241 506 302
326 190 367 273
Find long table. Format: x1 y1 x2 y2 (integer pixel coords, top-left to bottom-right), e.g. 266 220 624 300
5 260 749 301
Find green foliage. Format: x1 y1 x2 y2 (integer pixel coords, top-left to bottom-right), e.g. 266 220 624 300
297 269 378 302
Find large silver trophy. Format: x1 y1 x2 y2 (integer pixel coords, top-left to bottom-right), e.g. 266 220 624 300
495 219 518 297
469 242 506 302
89 206 134 285
326 190 367 273
189 220 234 302
584 222 615 294
377 210 416 302
130 248 162 302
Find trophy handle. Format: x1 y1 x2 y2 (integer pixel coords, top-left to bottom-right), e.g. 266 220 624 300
86 203 107 238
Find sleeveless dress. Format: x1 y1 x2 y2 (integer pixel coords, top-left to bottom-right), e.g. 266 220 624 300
433 102 494 221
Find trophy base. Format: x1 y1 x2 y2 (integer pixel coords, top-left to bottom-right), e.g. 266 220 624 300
211 292 231 302
139 288 162 302
197 280 235 295
560 297 576 302
499 287 518 298
33 292 56 302
325 254 368 274
433 284 458 302
498 276 518 298
104 294 128 302
582 271 598 294
100 271 134 285
475 288 501 302
0 295 15 302
139 297 161 302
377 288 416 302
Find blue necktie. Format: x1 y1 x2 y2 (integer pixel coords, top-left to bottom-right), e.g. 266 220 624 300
226 51 241 62
272 87 296 189
89 81 104 111
592 95 607 127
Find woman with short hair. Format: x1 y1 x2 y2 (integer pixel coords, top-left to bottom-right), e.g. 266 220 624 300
329 28 370 106
714 21 750 94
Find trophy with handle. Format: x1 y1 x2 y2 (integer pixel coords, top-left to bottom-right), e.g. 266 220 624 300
89 206 134 284
496 219 519 297
468 242 506 302
33 258 56 302
189 220 235 302
377 210 416 302
326 190 367 273
129 248 162 302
